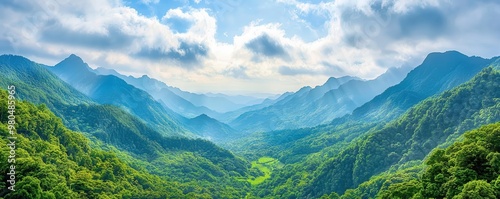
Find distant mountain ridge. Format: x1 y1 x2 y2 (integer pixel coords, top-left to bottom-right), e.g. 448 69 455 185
94 67 267 113
94 67 220 118
230 66 411 132
52 55 248 142
48 55 190 137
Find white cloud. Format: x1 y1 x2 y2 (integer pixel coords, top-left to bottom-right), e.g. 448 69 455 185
0 0 499 94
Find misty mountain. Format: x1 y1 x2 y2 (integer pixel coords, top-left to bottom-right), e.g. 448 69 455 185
180 114 242 144
230 67 410 132
95 67 222 118
95 67 266 113
47 54 190 137
58 58 242 142
214 91 294 123
170 88 266 113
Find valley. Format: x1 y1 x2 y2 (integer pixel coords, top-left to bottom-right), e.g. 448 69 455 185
1 50 499 198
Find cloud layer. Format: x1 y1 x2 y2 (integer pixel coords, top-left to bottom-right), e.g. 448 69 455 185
1 0 499 94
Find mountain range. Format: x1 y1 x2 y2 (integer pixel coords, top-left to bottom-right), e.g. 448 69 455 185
1 50 499 198
230 65 411 132
47 54 189 137
94 67 268 116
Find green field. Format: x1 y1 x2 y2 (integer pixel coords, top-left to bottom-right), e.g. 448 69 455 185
237 157 283 186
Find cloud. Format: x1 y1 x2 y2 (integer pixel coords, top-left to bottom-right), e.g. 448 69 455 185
278 65 319 76
166 42 208 65
245 34 287 58
224 65 249 79
40 21 136 50
0 0 499 94
134 41 208 67
141 0 160 5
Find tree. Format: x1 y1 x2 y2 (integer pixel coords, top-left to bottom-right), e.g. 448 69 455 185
7 176 42 199
454 180 496 199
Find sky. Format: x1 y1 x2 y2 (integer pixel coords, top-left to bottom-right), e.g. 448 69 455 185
1 0 500 95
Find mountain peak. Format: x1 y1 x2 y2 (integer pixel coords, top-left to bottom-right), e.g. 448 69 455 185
54 54 92 73
65 54 85 64
423 50 467 64
192 113 214 121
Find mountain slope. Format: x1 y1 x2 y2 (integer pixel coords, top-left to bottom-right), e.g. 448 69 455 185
349 50 493 123
377 122 500 199
95 67 263 113
230 67 409 132
304 67 500 197
215 92 293 123
0 90 188 198
181 114 241 143
94 68 221 118
0 55 92 111
48 55 189 137
0 55 251 196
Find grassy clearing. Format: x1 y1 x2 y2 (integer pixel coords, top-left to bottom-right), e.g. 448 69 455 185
240 157 283 186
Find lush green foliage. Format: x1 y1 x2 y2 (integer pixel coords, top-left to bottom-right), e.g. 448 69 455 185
305 67 500 197
234 66 500 198
0 90 189 198
0 55 92 114
236 157 283 186
0 55 255 198
378 122 500 198
2 52 500 198
0 89 255 198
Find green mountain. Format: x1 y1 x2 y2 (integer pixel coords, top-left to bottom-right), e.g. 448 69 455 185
0 55 92 112
377 122 500 199
182 114 242 144
0 90 188 198
94 68 222 118
0 55 253 197
303 67 500 197
230 52 495 161
231 61 500 198
47 55 189 137
93 65 245 142
350 51 492 123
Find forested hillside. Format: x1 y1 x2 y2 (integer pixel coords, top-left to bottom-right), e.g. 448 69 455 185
378 122 500 198
350 51 492 122
0 55 256 198
0 55 92 112
241 66 500 198
0 90 188 198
